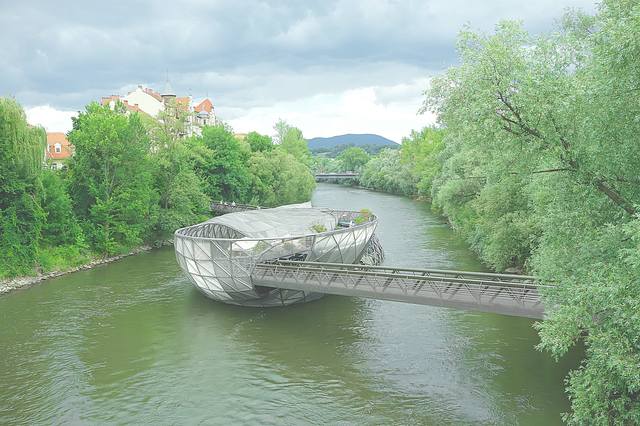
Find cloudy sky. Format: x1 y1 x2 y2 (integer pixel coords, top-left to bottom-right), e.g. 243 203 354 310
1 0 595 141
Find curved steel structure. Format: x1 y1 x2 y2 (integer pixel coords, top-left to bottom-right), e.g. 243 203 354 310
174 208 379 306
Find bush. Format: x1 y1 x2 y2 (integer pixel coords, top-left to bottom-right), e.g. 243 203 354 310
310 223 327 233
36 245 93 273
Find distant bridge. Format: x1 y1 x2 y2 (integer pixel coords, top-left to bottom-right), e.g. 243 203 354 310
315 172 360 181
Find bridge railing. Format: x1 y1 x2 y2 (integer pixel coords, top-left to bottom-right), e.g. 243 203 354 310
314 172 360 180
265 260 540 283
252 260 551 319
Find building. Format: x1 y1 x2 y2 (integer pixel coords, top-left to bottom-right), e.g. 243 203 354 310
192 98 215 130
45 132 73 170
101 85 173 117
101 84 216 136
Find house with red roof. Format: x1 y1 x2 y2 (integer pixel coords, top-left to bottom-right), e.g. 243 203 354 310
46 132 73 170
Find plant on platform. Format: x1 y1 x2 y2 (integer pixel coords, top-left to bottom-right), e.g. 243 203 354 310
310 223 327 233
353 209 372 225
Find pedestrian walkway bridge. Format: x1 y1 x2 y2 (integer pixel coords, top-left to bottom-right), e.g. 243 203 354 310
252 260 547 319
178 202 550 319
315 172 360 181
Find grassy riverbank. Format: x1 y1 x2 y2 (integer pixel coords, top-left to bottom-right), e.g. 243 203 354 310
0 242 174 295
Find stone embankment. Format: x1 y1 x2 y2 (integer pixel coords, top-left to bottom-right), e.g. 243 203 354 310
0 241 172 296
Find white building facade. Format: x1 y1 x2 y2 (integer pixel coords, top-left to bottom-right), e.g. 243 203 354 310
101 85 216 136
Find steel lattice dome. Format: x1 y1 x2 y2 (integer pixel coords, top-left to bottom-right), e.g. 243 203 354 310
174 206 382 306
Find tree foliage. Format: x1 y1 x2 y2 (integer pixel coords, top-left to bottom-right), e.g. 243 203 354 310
0 98 45 277
248 149 315 207
0 97 315 276
400 127 444 196
276 120 312 166
40 170 83 247
246 131 273 152
190 124 251 202
68 103 157 254
359 149 416 196
148 114 209 237
336 147 370 172
422 3 640 422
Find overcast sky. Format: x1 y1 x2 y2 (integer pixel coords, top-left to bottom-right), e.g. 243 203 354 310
1 0 596 141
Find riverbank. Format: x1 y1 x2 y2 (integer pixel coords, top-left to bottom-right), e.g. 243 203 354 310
340 183 528 274
0 241 172 296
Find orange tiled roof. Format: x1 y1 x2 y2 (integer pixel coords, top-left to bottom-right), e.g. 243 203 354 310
176 96 190 111
143 87 163 101
121 99 143 113
101 95 121 105
194 98 213 113
46 132 73 160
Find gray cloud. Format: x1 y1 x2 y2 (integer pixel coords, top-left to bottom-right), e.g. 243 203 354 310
1 0 596 118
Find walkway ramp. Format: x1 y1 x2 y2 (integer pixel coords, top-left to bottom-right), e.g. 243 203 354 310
252 261 548 319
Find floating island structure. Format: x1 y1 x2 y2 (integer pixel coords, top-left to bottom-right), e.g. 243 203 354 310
174 206 384 306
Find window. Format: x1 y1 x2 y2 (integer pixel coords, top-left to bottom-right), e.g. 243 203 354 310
54 143 61 153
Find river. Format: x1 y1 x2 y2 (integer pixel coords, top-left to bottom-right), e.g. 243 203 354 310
0 184 578 425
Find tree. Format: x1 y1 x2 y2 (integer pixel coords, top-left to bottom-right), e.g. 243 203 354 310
248 149 315 206
424 5 640 422
359 149 416 196
191 124 251 202
68 102 158 254
336 147 370 172
36 169 89 272
246 131 273 152
153 146 209 236
273 118 288 144
310 156 340 174
0 98 46 277
40 170 83 247
148 113 209 237
274 120 312 166
400 127 445 196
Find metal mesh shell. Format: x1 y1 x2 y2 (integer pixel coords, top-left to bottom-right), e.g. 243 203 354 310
174 208 380 306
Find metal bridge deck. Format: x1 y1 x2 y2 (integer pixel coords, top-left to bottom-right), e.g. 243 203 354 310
252 260 549 319
315 172 360 180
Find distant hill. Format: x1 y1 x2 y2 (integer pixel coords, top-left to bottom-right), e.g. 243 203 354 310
307 134 398 155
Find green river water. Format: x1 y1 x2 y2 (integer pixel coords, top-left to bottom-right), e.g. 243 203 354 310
0 184 578 425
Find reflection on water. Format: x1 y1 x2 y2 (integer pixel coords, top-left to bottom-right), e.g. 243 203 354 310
0 184 577 425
